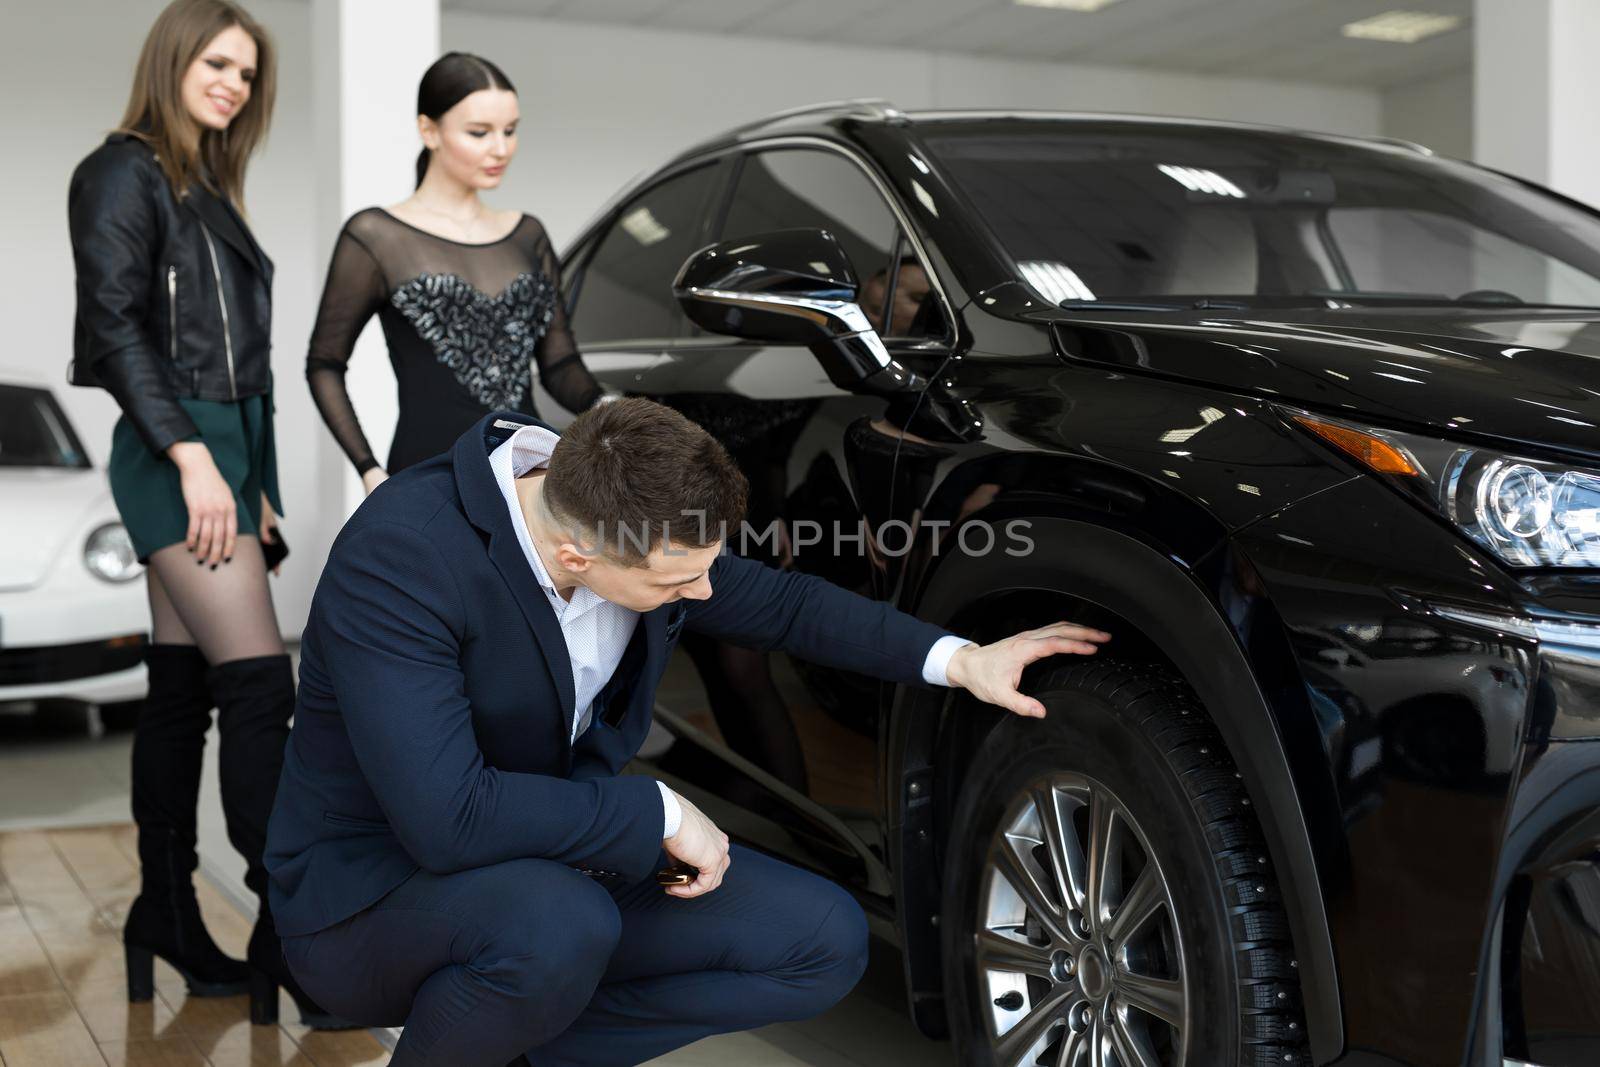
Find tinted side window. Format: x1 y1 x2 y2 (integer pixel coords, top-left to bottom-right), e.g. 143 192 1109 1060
572 165 721 346
722 149 946 341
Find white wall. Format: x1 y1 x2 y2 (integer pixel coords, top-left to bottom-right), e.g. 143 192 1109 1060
8 3 1384 643
1476 0 1600 209
445 13 1384 249
1383 70 1473 161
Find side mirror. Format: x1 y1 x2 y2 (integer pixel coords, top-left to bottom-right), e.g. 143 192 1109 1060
673 228 923 393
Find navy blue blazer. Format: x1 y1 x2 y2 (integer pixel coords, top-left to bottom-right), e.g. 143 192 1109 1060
265 412 954 936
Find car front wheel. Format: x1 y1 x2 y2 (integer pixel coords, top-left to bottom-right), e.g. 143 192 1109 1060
941 661 1311 1066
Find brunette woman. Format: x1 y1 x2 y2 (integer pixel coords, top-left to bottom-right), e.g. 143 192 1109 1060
306 52 603 489
67 0 345 1028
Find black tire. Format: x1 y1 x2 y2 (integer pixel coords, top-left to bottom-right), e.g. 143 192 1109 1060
941 660 1310 1067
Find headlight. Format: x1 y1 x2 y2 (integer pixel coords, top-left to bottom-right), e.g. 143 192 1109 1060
84 523 143 582
1291 412 1600 568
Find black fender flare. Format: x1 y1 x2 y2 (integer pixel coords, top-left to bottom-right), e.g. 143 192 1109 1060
888 517 1344 1063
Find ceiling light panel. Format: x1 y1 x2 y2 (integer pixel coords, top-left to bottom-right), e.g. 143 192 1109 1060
1342 11 1463 44
1014 0 1128 12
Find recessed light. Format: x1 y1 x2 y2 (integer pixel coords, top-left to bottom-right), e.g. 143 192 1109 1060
1342 11 1462 44
1014 0 1127 11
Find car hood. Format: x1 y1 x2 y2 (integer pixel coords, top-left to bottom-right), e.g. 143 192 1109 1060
0 468 109 591
1051 306 1600 459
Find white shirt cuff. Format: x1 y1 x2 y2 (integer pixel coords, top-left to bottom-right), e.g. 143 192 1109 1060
922 635 977 687
658 780 682 839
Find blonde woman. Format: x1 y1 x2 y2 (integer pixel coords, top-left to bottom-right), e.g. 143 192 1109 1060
67 0 345 1028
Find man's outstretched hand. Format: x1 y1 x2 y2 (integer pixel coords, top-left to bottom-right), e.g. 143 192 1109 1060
945 622 1111 718
662 791 730 899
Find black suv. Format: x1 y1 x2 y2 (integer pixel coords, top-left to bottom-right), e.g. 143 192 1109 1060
551 101 1600 1067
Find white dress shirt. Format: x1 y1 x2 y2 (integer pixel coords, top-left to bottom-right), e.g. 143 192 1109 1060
489 422 973 841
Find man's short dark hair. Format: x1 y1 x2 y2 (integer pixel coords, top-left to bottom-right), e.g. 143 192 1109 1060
543 398 748 567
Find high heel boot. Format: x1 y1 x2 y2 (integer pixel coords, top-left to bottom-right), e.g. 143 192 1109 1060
124 644 248 1001
246 905 361 1029
208 654 358 1030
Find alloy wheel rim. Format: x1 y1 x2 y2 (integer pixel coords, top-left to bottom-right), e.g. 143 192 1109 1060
975 771 1188 1067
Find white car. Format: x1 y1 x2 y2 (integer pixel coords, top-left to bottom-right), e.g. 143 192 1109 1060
1 370 148 720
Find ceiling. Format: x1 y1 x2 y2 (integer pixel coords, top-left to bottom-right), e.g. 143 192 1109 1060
442 0 1473 88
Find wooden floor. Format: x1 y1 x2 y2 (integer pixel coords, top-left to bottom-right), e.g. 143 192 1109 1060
0 825 387 1067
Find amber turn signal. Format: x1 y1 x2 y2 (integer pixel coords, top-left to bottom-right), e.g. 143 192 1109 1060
1292 415 1421 476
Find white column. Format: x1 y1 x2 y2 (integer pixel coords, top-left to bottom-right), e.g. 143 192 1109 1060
312 0 440 516
1475 0 1600 207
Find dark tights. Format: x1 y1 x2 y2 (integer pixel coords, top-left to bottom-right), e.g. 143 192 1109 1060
145 536 283 659
680 632 808 795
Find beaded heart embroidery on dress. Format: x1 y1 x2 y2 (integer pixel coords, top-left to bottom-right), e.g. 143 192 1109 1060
390 271 558 410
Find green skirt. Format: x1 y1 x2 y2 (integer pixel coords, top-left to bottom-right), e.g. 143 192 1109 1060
109 393 284 563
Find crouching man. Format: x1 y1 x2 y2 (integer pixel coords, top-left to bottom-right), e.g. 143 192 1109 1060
263 399 1108 1066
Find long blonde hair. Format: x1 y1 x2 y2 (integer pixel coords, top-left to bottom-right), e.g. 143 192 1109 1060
116 0 276 208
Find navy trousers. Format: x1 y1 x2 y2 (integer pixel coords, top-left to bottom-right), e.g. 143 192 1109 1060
280 844 869 1066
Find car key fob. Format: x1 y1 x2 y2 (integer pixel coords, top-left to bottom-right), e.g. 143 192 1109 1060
655 862 698 886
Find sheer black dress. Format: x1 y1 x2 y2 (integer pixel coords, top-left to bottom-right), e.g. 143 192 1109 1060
306 208 601 475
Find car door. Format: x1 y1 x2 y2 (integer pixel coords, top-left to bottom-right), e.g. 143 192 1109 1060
534 159 729 428
632 143 957 897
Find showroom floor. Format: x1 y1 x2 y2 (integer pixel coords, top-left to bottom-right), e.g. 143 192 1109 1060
0 711 955 1066
0 822 387 1066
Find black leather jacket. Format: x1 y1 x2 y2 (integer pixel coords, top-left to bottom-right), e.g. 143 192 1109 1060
68 134 274 455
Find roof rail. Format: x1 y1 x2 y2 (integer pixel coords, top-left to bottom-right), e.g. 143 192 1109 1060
905 109 1437 156
724 98 904 138
1363 135 1434 156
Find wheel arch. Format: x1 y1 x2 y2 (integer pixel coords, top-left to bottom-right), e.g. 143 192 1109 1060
886 516 1345 1063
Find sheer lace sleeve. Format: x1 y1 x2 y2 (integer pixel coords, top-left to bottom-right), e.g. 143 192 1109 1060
306 226 387 474
530 221 603 414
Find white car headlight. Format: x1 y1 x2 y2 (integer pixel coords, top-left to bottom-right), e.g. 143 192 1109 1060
1291 412 1600 568
1445 454 1600 566
84 523 142 582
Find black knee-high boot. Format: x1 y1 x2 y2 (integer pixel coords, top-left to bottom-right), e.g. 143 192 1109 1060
124 644 249 1002
207 654 358 1030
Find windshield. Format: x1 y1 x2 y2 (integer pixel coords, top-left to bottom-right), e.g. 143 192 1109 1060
0 386 90 469
921 121 1600 309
